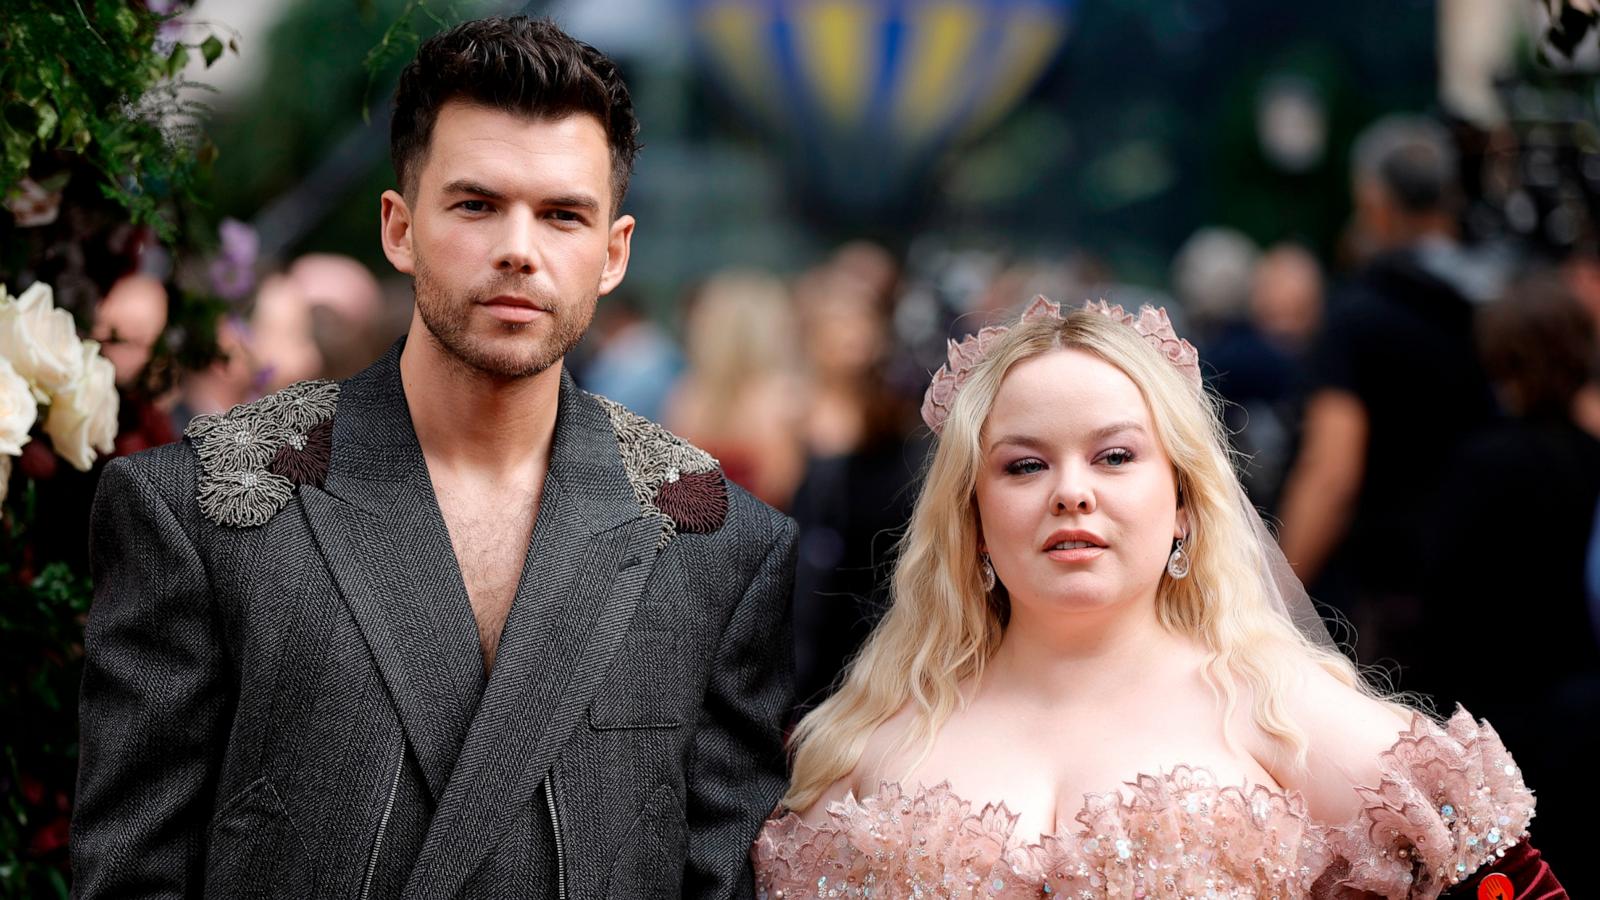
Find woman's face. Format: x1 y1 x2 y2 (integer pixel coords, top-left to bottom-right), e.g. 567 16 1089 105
975 348 1184 617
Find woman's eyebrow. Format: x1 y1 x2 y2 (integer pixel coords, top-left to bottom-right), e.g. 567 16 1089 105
1086 421 1147 443
986 433 1050 453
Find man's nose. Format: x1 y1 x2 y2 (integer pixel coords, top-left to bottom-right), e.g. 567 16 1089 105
493 209 538 275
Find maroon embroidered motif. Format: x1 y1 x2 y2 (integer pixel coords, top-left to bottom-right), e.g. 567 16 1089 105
653 470 727 534
267 419 333 488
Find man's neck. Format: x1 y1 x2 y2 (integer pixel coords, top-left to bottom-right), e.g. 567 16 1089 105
398 327 562 479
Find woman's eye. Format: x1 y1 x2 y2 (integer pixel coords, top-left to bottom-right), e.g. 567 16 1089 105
1005 458 1046 475
1099 448 1134 467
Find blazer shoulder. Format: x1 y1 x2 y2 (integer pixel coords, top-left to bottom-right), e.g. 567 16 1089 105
181 379 340 529
585 390 734 540
722 477 796 546
98 440 198 513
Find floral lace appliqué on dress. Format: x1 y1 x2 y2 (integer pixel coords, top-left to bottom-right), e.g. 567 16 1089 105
753 709 1535 900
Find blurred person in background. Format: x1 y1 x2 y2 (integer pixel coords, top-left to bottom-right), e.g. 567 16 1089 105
1171 227 1302 513
1252 242 1325 353
663 269 804 508
286 252 394 381
249 272 323 393
1557 246 1600 437
788 249 925 715
581 290 684 423
1419 269 1600 893
1168 226 1259 347
91 273 179 457
167 315 257 434
1277 115 1495 665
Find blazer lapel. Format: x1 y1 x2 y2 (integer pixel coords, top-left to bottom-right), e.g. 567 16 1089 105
298 345 485 805
403 370 663 899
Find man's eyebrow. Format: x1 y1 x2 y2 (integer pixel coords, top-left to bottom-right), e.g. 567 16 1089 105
440 179 506 200
542 193 602 213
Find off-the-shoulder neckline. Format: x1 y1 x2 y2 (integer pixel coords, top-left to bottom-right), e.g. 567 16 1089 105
771 708 1467 850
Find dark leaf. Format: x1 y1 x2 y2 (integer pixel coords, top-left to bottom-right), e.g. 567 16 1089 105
201 35 224 67
167 44 189 78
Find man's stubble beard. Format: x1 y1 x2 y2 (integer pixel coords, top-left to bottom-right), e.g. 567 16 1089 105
412 253 595 380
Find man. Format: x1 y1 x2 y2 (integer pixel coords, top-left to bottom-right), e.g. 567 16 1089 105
1277 115 1494 663
72 17 796 898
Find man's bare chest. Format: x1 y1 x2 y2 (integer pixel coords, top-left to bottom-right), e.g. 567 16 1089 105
434 484 538 670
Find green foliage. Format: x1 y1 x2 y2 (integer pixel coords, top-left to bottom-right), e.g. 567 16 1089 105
0 1 233 240
0 478 94 899
362 0 457 121
205 0 482 269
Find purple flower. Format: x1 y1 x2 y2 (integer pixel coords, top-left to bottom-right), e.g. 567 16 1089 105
208 218 258 301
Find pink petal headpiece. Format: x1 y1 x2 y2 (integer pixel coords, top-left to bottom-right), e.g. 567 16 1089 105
919 296 1203 434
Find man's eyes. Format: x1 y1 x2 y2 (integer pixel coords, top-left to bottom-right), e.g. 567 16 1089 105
450 201 586 225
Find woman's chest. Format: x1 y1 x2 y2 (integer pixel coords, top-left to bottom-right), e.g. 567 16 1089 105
870 714 1279 844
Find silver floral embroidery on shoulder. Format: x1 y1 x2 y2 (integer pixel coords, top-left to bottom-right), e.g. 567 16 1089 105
184 379 340 527
593 394 721 545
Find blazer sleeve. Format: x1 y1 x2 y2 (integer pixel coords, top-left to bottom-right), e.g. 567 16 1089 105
72 456 230 899
682 515 798 899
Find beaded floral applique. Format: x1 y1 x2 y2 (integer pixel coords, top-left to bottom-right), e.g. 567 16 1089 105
920 296 1202 435
753 708 1534 900
184 379 339 528
593 395 726 546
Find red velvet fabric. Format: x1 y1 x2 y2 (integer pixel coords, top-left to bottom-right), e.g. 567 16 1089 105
1442 842 1566 899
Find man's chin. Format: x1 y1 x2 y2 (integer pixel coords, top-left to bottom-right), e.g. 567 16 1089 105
426 327 564 380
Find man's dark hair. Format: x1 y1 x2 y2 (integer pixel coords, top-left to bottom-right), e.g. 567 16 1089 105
390 16 639 212
1478 269 1597 419
1351 115 1459 215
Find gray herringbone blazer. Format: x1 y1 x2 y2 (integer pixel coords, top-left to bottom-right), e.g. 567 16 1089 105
72 344 797 899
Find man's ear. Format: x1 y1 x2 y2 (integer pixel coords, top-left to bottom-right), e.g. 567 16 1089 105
597 213 634 297
380 189 416 275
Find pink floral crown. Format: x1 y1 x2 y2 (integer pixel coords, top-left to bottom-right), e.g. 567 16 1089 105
919 296 1203 434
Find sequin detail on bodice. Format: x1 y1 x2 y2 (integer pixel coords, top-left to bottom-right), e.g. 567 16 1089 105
752 709 1534 900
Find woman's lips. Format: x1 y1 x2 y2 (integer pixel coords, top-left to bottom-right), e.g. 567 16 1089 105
1044 545 1105 563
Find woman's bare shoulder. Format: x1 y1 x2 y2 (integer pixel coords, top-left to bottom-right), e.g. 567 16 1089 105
793 703 922 824
1268 657 1414 823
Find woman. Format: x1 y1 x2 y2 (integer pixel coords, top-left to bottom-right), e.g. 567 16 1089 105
753 298 1562 898
663 269 807 509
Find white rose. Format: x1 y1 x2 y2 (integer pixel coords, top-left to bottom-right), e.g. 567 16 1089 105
0 282 85 396
0 355 37 455
44 340 119 472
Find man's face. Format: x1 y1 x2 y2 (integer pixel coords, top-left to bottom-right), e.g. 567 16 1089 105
380 100 633 379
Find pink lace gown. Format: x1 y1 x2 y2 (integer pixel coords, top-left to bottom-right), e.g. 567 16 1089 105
753 709 1535 899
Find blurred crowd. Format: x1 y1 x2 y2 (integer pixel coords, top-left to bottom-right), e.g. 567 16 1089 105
97 107 1600 889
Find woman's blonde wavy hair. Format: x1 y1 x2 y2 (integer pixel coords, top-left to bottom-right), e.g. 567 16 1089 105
783 306 1395 811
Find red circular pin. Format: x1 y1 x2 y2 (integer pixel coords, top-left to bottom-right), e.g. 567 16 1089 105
1478 872 1514 900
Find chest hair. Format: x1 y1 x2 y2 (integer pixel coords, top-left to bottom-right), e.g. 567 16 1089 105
435 483 538 673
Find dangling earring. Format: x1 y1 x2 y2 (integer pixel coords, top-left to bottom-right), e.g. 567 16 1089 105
980 552 997 592
1167 536 1191 580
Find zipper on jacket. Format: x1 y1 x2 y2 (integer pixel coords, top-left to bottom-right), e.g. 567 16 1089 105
544 773 568 900
359 743 405 900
